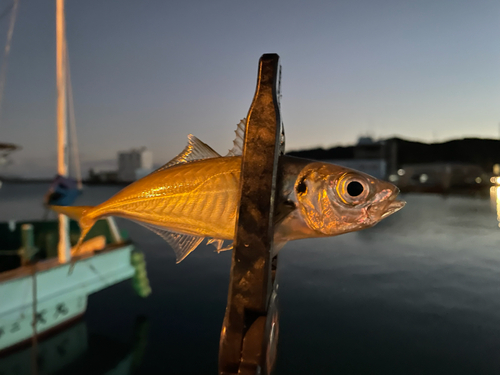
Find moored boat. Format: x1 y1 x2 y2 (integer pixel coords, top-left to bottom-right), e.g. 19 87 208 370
0 0 149 354
0 218 136 353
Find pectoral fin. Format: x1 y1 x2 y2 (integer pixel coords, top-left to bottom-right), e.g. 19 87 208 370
272 241 287 256
135 221 204 263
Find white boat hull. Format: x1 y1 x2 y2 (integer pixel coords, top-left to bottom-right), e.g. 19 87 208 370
0 244 135 352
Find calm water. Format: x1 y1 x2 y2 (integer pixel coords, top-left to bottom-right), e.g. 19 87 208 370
1 183 500 374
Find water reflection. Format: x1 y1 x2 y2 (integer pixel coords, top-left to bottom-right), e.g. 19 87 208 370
7 185 500 373
0 316 148 375
489 186 500 227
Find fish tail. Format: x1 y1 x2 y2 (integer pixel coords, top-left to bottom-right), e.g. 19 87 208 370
50 205 98 255
49 205 93 221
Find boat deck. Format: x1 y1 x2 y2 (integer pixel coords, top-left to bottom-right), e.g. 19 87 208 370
0 242 132 283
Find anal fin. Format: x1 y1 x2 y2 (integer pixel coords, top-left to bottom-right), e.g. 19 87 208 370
207 238 233 253
134 221 204 263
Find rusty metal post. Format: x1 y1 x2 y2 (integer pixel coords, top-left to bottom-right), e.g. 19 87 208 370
219 54 283 375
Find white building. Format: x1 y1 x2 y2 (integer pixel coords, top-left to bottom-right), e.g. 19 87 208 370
117 147 153 182
325 159 387 180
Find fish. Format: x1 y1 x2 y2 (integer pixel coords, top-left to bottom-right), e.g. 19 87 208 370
51 119 405 263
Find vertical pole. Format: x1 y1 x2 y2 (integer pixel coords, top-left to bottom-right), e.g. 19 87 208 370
56 0 70 263
106 217 123 243
30 264 38 375
219 54 283 375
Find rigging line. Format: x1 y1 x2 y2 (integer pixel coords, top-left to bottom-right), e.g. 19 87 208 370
0 0 19 129
87 262 111 287
0 2 14 23
30 264 39 375
65 35 83 189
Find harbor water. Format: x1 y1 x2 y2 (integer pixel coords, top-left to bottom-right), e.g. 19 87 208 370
1 183 500 374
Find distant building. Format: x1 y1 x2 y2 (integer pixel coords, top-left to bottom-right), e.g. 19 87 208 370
88 168 118 183
325 159 387 180
117 147 153 182
395 163 487 193
328 137 388 179
354 136 383 159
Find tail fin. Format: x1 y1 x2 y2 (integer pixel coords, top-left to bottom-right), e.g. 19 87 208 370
50 205 92 221
50 205 98 257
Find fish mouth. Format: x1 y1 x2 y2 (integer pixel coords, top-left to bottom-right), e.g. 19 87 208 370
381 199 406 219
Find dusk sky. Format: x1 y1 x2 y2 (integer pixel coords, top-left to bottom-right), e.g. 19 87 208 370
0 0 499 177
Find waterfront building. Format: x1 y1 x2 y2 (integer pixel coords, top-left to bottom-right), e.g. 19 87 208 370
117 147 153 182
325 159 387 180
395 162 486 193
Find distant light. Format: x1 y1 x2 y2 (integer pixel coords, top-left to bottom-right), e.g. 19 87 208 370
496 177 500 185
419 174 428 183
491 177 496 184
389 174 398 182
494 164 500 175
397 169 405 176
475 177 482 184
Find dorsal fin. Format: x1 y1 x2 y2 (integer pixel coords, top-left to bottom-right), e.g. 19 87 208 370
226 118 246 156
153 134 221 174
134 221 204 263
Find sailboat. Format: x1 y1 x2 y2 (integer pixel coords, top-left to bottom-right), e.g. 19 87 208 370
0 143 19 167
44 3 82 207
0 0 21 190
0 142 19 188
0 0 149 354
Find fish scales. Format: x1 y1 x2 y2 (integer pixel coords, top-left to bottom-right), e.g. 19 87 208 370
50 124 405 263
91 157 241 239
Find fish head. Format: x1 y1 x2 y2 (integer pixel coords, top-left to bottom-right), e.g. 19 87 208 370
293 162 405 236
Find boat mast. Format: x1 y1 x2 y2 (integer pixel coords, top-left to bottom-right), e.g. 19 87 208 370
66 48 83 190
56 0 71 263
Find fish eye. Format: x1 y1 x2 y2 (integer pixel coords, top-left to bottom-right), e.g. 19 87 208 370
336 174 370 205
347 181 363 197
296 177 307 195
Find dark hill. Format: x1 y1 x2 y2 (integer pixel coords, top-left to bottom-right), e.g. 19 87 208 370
286 145 354 160
287 137 500 171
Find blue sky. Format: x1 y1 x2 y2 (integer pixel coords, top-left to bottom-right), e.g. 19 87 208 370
0 0 499 177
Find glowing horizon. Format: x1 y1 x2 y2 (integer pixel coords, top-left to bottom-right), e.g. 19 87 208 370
0 0 498 178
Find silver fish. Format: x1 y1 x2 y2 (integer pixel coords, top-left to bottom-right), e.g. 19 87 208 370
52 120 405 262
